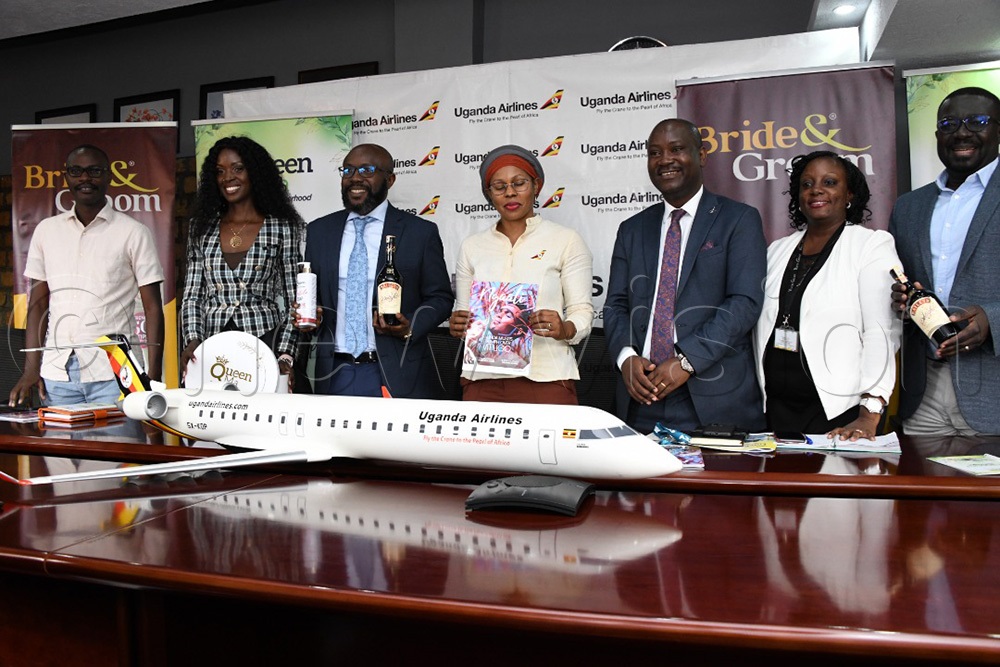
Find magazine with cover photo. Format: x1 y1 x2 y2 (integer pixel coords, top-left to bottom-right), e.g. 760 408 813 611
462 281 539 377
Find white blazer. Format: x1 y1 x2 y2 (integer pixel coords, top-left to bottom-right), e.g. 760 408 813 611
754 225 902 419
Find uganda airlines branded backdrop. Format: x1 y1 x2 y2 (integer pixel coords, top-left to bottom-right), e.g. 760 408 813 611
677 66 896 243
10 123 179 381
224 30 860 324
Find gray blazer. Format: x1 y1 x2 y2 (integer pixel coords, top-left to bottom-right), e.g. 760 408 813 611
889 165 1000 432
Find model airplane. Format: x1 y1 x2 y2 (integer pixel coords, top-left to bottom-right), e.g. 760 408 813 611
0 335 682 486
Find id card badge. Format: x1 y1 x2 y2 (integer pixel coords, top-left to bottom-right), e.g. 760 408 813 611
774 326 799 352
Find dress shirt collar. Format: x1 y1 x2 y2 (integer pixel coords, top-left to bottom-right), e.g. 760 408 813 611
935 157 998 193
662 186 704 225
491 214 542 238
69 202 114 228
347 199 389 225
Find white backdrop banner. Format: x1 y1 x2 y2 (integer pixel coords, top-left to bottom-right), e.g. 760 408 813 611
226 29 859 325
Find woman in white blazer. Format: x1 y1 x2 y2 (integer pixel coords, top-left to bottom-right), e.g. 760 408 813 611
755 151 901 440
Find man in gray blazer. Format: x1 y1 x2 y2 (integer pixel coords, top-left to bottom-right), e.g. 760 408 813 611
891 87 1000 435
604 118 767 433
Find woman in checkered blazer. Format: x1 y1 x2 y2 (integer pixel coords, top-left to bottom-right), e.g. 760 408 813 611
181 136 305 390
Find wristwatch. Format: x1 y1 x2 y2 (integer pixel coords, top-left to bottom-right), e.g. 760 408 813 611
676 352 695 376
859 396 885 415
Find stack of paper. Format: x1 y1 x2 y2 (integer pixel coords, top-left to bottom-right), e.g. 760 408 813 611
928 454 1000 476
775 432 902 454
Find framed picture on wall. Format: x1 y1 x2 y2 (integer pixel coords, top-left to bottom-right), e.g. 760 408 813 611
34 103 97 124
114 89 180 124
199 76 274 120
114 89 180 150
298 62 379 84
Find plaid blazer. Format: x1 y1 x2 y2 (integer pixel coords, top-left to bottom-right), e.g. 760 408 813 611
181 215 302 357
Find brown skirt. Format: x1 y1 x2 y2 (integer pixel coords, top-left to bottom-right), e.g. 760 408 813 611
461 377 577 405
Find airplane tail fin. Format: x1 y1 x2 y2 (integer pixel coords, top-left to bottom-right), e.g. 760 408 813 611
96 334 152 398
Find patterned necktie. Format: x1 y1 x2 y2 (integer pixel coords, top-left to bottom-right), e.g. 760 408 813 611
650 208 685 365
345 215 374 357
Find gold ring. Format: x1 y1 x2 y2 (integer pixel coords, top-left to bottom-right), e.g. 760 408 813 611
658 381 667 389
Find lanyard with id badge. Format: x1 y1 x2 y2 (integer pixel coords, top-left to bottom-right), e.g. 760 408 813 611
774 226 843 354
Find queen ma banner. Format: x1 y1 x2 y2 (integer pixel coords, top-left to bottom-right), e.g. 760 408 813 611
678 65 896 243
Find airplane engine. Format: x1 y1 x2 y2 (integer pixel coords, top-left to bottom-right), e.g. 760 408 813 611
123 392 169 420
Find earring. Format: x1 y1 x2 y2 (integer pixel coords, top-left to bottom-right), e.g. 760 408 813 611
846 202 852 209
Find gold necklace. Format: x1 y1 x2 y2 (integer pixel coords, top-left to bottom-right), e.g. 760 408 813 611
228 220 252 248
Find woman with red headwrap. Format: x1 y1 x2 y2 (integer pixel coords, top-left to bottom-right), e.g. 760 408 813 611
448 144 594 404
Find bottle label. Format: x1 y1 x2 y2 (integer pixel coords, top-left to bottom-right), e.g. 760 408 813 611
296 273 318 327
378 282 402 314
910 296 950 338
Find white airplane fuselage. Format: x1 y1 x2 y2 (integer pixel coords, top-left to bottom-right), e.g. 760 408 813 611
124 390 682 480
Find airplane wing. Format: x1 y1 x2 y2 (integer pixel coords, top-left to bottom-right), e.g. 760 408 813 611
0 449 314 487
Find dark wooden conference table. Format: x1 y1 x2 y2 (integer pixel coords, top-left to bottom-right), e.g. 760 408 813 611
0 422 998 666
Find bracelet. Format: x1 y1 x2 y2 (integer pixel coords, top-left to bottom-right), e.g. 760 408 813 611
278 354 294 367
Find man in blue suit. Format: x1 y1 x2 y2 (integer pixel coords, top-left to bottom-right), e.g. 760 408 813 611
303 143 454 398
890 87 1000 435
604 118 766 433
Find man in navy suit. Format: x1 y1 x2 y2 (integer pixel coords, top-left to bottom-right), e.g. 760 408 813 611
890 87 1000 435
604 118 766 433
302 143 454 398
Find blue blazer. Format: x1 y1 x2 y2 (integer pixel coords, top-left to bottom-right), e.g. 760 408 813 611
603 190 767 430
890 166 1000 432
304 203 455 398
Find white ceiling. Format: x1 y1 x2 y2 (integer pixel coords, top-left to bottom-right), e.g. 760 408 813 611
0 0 998 70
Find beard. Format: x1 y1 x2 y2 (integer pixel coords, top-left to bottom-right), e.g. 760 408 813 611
342 180 390 215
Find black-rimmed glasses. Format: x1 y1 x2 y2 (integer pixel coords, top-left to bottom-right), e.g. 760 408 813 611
64 165 110 178
936 114 999 134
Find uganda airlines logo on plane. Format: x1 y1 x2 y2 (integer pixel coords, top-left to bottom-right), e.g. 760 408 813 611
420 196 440 215
541 188 565 208
420 101 439 121
541 136 564 157
541 89 564 110
419 146 440 166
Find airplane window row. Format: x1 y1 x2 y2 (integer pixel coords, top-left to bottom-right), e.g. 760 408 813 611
307 417 529 440
199 409 276 424
194 408 547 443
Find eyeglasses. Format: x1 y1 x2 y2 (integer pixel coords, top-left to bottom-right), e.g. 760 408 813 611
338 164 389 178
64 165 109 178
936 114 999 134
488 178 532 194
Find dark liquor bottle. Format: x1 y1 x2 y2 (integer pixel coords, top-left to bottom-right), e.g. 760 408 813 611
376 235 403 326
890 266 959 345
